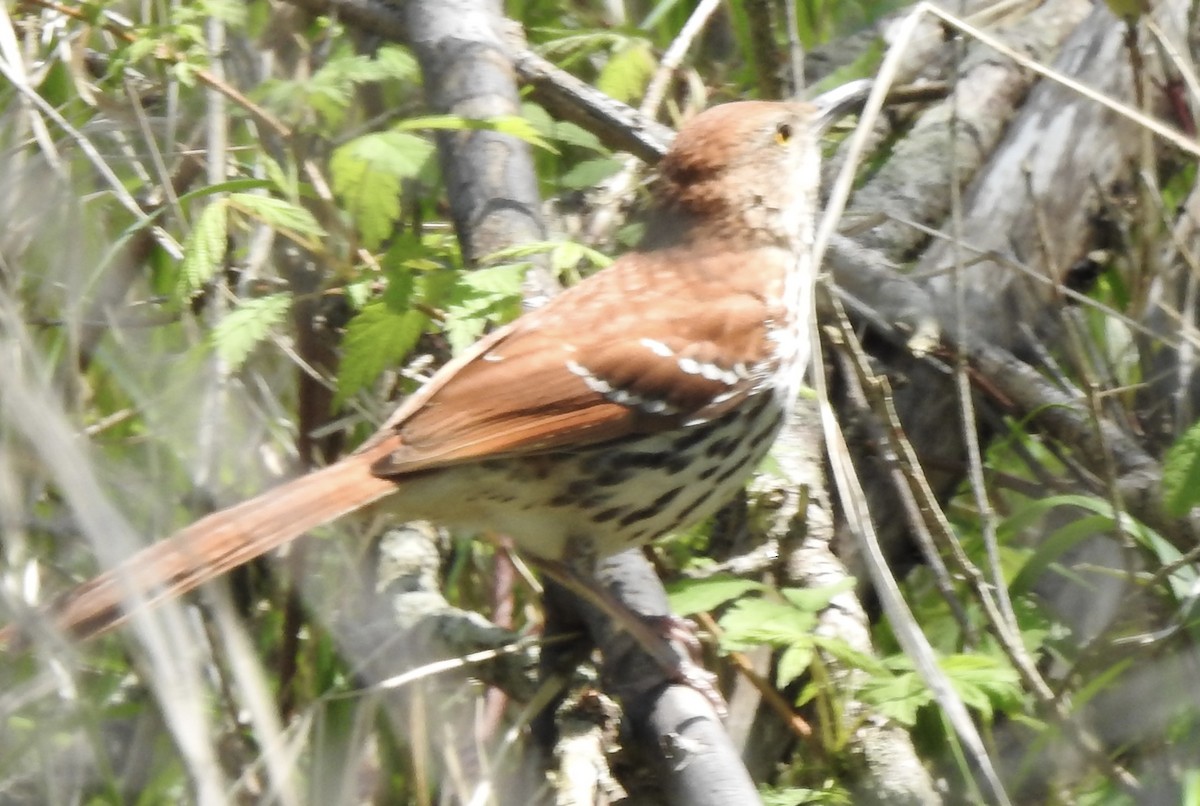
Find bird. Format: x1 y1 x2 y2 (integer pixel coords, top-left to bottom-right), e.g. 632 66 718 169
0 99 842 647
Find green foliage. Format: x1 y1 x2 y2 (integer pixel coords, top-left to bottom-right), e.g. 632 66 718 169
440 263 527 353
331 131 436 249
856 653 1022 727
336 300 429 405
1003 493 1195 603
179 192 326 296
228 193 325 242
396 114 558 153
670 576 863 689
211 292 293 369
596 39 656 103
561 157 624 190
258 45 420 129
760 784 851 805
179 199 229 295
668 576 765 615
1163 418 1200 517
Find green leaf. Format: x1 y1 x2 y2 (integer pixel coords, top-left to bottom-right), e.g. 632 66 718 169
1163 418 1200 517
561 157 623 190
779 578 857 612
551 120 607 153
396 114 558 153
336 302 429 404
550 240 612 277
1005 494 1193 601
442 266 525 353
298 47 420 126
859 653 1021 726
776 644 814 689
939 654 1022 717
760 786 836 806
176 179 273 206
717 598 816 652
597 40 656 104
667 576 765 616
859 668 927 726
228 193 325 239
179 199 228 295
211 293 293 369
331 131 436 249
458 264 528 297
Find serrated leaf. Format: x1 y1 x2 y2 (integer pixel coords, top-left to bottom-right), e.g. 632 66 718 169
176 179 273 205
667 576 764 616
859 669 927 726
552 121 606 153
260 154 293 198
809 635 889 675
211 293 292 369
302 48 421 126
331 131 435 249
760 786 828 806
597 40 656 104
779 578 857 613
776 644 814 689
561 157 623 190
1164 418 1200 517
459 264 528 296
336 302 429 404
939 654 1022 716
383 268 416 309
444 315 488 356
228 193 325 239
717 598 816 652
441 265 526 354
179 199 229 295
551 241 612 275
396 114 557 153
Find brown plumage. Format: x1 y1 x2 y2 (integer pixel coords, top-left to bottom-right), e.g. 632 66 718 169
2 100 836 645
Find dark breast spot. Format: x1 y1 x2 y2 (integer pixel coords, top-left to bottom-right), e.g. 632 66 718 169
705 436 737 459
617 486 684 529
711 453 754 487
591 506 627 524
672 426 713 453
746 409 784 451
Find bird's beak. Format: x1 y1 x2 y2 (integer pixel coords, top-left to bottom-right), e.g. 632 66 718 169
811 79 872 134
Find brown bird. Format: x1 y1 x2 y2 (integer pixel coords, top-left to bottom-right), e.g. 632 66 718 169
1 99 842 646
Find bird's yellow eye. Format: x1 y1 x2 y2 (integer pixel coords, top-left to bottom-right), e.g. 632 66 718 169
775 122 793 144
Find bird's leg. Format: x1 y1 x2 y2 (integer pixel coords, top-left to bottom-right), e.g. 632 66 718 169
531 546 726 717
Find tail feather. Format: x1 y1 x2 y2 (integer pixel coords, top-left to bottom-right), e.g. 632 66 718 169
4 445 400 645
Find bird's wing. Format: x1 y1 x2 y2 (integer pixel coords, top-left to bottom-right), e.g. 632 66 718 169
367 247 786 477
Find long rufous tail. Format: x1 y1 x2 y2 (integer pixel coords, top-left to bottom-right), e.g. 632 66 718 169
0 440 402 647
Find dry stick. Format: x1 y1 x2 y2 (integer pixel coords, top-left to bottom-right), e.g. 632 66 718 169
0 52 175 251
782 0 806 92
643 546 817 743
582 0 722 245
826 296 1142 795
640 0 721 116
921 1 1200 158
27 0 363 263
812 9 1014 803
510 48 675 164
828 340 978 644
813 346 1013 805
690 611 815 741
742 0 785 100
944 30 1018 635
1145 18 1200 110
